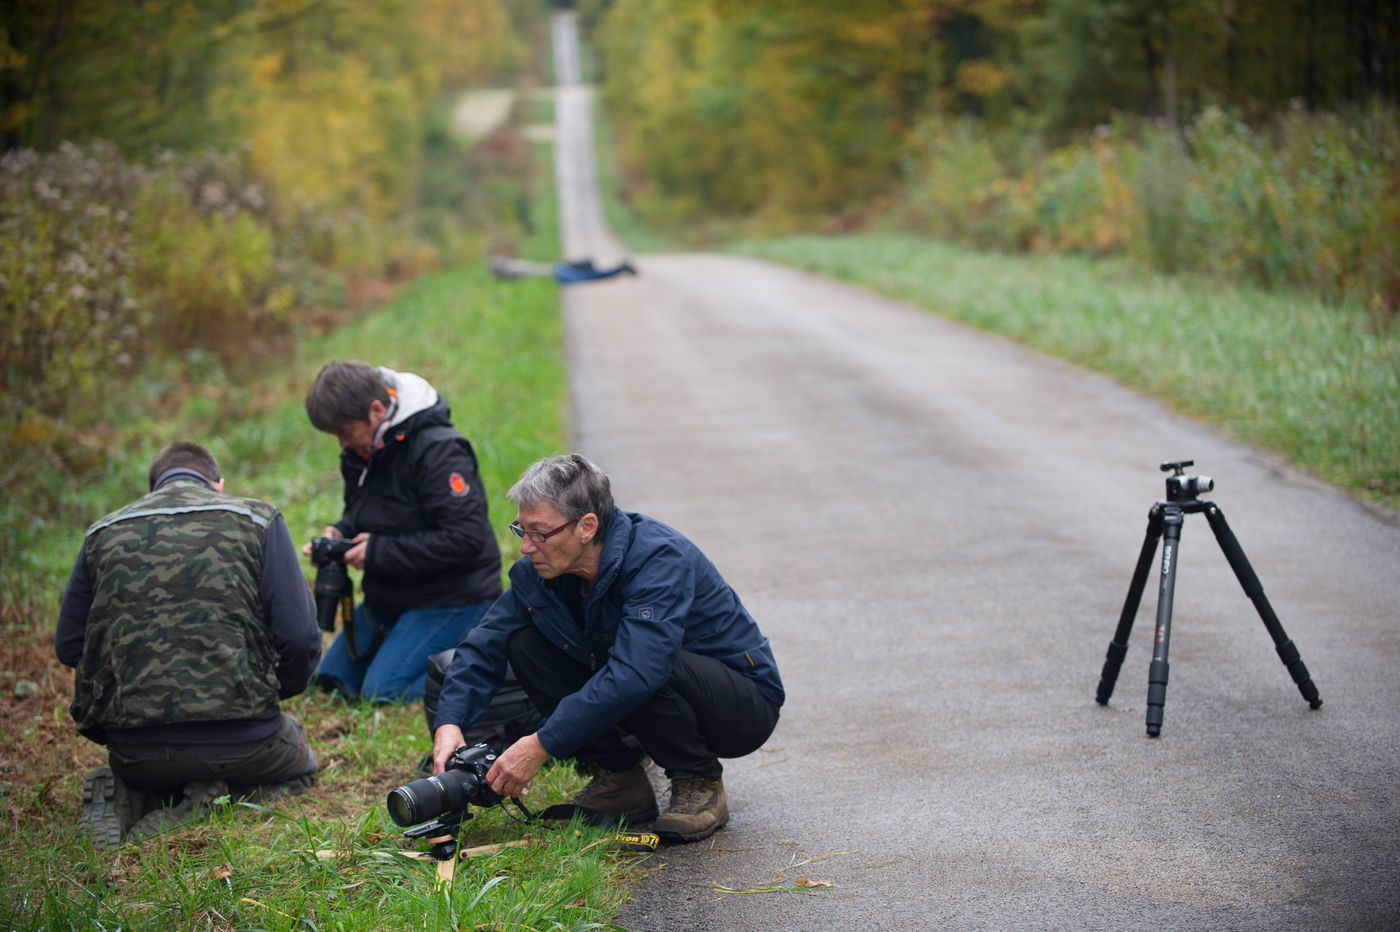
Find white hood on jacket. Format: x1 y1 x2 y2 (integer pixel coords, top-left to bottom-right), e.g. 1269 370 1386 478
374 367 439 446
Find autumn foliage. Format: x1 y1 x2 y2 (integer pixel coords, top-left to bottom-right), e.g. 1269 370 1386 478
1 5 538 419
584 0 1400 312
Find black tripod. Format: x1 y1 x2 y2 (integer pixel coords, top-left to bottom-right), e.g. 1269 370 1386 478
1095 460 1323 736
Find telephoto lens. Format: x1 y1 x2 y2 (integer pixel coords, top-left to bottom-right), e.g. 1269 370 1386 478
312 561 348 632
387 770 475 826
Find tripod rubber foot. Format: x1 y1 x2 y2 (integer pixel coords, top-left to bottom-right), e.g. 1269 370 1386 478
1096 640 1129 706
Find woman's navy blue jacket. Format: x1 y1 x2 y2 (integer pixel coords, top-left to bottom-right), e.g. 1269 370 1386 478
434 508 784 758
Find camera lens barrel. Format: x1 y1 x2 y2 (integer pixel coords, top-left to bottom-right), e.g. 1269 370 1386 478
312 562 349 632
1166 473 1215 502
387 769 481 827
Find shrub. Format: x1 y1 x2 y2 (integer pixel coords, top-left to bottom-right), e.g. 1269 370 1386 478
893 106 1400 314
0 142 145 424
1033 133 1136 257
131 174 277 350
898 116 1031 250
1130 126 1195 274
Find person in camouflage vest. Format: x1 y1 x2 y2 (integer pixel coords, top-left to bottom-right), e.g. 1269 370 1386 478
55 442 322 849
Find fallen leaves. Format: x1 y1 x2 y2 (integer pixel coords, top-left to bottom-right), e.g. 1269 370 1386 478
709 849 849 896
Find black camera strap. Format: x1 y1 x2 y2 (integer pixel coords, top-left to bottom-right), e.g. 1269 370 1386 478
492 796 655 848
345 600 390 664
502 795 534 822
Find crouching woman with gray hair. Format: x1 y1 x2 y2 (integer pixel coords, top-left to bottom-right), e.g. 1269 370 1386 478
431 454 783 844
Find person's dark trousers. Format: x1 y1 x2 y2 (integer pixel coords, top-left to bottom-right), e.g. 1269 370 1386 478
105 713 318 795
507 626 779 779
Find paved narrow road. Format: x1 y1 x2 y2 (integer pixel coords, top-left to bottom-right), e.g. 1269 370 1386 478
547 13 1400 931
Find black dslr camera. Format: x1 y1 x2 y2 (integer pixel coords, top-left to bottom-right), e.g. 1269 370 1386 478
386 743 502 829
387 744 658 861
309 535 354 633
386 744 516 860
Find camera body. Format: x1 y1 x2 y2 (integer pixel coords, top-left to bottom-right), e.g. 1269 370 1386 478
310 536 355 633
386 743 502 828
309 535 354 567
1161 460 1214 503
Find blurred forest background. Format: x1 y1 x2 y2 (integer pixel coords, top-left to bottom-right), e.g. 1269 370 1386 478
3 0 1397 605
583 0 1398 309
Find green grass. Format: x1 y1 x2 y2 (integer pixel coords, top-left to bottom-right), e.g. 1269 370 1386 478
2 699 636 931
730 234 1400 509
525 140 563 266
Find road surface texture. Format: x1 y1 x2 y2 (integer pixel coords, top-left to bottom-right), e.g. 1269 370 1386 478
545 12 1400 931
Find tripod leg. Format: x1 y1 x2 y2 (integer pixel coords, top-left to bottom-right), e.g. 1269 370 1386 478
1097 505 1164 705
1203 505 1323 709
1145 507 1184 737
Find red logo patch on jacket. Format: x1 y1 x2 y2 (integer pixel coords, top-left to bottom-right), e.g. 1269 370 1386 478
449 472 468 497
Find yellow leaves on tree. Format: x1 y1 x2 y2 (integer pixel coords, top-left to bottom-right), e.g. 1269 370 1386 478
219 0 524 228
241 55 412 223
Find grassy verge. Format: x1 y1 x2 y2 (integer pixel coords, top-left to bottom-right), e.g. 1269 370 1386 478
0 128 648 931
4 698 633 930
729 234 1400 510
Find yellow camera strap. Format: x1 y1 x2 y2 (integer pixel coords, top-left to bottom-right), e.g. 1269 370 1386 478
612 831 660 852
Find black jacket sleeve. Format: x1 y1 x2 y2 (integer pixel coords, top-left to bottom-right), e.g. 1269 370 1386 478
261 514 322 698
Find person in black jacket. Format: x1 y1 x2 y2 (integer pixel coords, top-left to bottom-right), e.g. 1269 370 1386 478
303 361 503 703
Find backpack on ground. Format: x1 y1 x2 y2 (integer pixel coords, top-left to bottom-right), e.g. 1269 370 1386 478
421 648 543 753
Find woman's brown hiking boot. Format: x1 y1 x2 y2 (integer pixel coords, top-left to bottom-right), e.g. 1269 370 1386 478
653 774 728 844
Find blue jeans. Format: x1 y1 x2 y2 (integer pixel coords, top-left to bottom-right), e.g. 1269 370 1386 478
553 260 632 283
316 601 490 703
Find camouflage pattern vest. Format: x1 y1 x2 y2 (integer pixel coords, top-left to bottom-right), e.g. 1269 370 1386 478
71 477 284 734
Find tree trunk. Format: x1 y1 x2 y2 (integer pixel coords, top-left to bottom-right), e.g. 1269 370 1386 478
1142 32 1161 119
1162 6 1179 128
1306 0 1318 110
